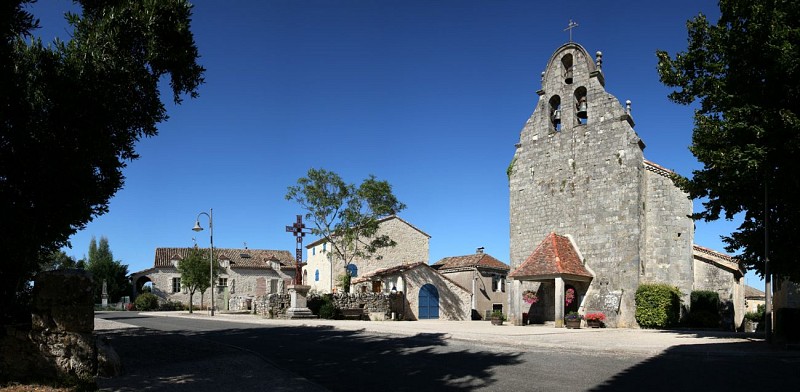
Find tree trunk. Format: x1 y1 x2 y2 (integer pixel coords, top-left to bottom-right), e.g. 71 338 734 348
188 292 194 313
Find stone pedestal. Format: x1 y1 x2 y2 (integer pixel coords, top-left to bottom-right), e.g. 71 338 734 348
286 284 315 319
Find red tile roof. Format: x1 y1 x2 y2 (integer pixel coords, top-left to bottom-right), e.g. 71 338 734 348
432 253 509 271
509 233 593 279
153 247 295 270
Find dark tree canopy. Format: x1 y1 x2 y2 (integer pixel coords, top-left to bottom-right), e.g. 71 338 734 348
0 0 204 322
657 0 800 280
285 168 406 280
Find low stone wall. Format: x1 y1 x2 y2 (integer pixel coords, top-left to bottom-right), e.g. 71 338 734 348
0 269 120 386
255 293 291 318
254 292 392 320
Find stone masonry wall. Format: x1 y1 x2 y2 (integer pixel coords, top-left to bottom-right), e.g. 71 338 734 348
255 293 391 319
0 270 119 385
509 43 644 327
642 167 694 302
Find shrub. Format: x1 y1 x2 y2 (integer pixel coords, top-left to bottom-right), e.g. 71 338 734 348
688 290 720 328
159 300 185 311
307 294 328 316
745 304 765 323
134 293 159 311
319 301 336 319
491 310 506 321
690 290 719 313
635 283 682 328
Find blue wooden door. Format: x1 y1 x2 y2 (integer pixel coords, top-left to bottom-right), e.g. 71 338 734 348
418 284 439 319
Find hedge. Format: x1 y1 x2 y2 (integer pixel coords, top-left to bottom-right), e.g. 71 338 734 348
635 283 682 328
134 292 159 311
687 290 720 328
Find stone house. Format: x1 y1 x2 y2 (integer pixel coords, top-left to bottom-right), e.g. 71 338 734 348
744 285 765 314
130 247 296 311
302 215 430 293
350 262 471 320
431 248 510 320
507 41 745 328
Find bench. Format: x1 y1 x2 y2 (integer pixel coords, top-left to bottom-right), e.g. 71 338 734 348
340 308 366 320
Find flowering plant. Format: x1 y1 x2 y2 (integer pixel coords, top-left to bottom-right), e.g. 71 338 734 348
585 312 606 322
564 311 582 321
565 288 575 307
522 290 539 304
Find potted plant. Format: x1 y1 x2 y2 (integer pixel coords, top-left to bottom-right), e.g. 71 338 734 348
490 310 506 325
585 312 606 328
564 311 582 329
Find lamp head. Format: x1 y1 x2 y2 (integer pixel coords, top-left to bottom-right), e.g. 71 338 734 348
192 221 204 232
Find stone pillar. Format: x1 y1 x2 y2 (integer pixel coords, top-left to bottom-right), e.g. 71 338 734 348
286 284 315 319
101 279 108 307
555 277 565 328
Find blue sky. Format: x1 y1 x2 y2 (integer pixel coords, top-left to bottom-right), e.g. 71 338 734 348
29 1 762 288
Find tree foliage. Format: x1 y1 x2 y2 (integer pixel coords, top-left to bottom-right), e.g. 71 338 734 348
39 250 78 271
177 246 218 313
85 236 131 303
657 0 800 280
0 0 204 322
285 168 406 276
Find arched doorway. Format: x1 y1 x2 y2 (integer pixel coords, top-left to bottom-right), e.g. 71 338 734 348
418 284 439 319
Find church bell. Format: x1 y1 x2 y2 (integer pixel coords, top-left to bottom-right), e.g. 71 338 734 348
576 97 587 119
553 109 561 124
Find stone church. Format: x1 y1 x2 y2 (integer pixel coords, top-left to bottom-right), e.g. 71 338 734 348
507 42 744 328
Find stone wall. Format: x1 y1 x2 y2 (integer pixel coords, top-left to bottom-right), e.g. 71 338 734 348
642 165 694 302
254 292 391 319
0 270 119 386
440 269 508 319
402 265 471 321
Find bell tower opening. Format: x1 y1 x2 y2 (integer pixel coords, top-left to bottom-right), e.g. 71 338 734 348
574 86 588 124
561 54 574 84
549 95 562 132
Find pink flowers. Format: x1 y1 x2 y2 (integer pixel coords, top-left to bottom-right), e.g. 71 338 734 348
522 290 539 304
565 288 575 307
585 312 606 322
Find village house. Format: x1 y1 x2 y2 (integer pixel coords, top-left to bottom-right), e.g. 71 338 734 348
350 262 471 320
130 247 296 311
302 215 430 293
431 248 510 320
507 41 745 328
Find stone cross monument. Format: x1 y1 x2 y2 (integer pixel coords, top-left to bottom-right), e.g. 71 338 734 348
285 215 315 319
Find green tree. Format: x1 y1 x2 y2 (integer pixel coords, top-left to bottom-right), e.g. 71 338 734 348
86 236 131 303
286 168 406 292
40 250 78 271
656 0 800 280
0 0 204 322
177 246 218 313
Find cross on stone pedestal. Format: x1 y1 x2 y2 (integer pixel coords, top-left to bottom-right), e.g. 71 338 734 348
285 215 311 285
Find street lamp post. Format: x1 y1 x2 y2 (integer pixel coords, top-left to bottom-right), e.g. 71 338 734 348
193 208 215 316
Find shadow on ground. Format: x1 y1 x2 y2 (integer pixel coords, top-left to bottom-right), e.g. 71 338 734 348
592 341 800 391
98 323 523 391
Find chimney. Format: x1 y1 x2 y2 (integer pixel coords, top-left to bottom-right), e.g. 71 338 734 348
476 247 484 254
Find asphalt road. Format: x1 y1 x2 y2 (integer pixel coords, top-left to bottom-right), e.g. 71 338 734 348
95 312 800 391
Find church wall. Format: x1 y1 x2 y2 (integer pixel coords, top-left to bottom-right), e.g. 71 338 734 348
509 44 644 327
642 168 695 301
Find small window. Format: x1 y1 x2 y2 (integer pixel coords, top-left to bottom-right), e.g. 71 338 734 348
270 279 278 293
346 264 358 277
315 269 320 282
172 277 181 293
218 277 228 287
312 247 316 256
372 281 382 293
492 275 505 293
322 243 327 252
